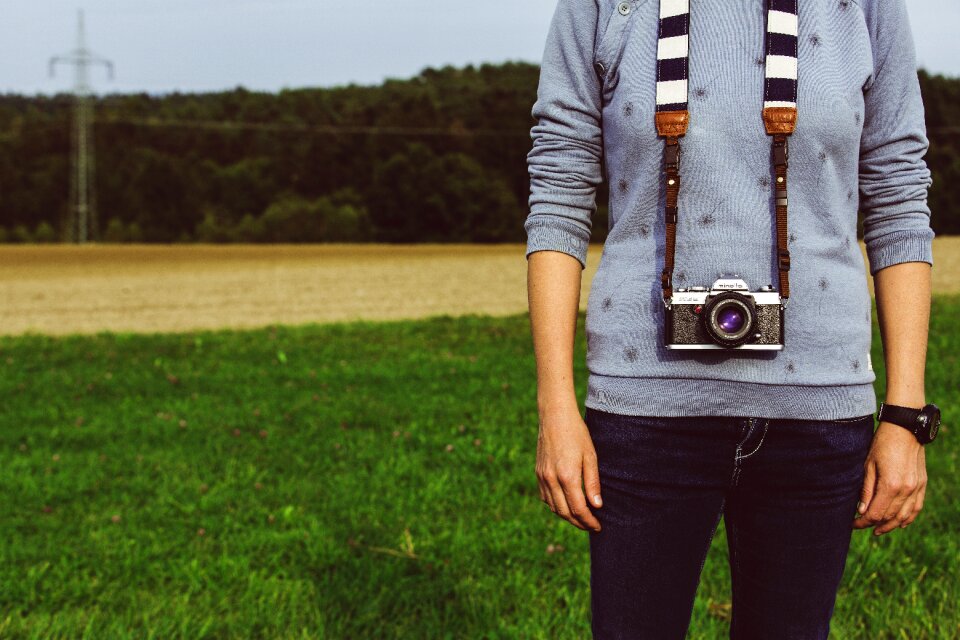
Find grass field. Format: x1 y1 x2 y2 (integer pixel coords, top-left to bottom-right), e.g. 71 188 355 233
1 237 957 336
1 294 957 638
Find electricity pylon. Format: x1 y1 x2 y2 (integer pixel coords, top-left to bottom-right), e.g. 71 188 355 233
49 9 114 243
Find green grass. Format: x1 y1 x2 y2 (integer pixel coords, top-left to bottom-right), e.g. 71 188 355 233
0 296 957 639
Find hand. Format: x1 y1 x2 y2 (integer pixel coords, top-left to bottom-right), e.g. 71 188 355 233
853 421 927 535
535 405 603 532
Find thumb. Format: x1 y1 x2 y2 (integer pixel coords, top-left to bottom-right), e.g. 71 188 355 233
858 459 876 515
583 449 603 509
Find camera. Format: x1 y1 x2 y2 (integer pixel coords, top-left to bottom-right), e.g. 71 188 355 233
666 276 784 349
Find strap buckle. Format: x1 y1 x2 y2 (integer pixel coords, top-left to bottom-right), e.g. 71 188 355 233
778 249 791 271
772 135 789 167
661 269 672 289
664 139 681 170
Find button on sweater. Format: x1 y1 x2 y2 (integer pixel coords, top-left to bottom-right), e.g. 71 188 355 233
524 0 935 419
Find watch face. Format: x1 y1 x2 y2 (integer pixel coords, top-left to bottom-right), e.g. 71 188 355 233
919 404 941 442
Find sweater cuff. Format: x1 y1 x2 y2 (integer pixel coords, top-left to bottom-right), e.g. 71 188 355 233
524 215 591 269
865 228 935 276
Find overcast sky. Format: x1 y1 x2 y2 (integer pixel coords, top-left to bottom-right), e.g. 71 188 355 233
2 0 957 96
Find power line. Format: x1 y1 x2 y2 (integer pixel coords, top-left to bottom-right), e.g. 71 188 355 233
48 9 114 244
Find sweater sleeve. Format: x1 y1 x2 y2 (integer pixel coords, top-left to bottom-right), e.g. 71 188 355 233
858 0 935 276
524 0 604 270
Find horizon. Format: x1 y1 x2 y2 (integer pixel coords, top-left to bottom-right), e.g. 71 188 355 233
0 60 539 99
1 61 955 100
1 0 957 98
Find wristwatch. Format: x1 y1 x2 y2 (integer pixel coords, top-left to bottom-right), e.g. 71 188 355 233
877 402 942 445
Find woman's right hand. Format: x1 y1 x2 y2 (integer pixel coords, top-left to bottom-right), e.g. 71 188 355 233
536 405 603 532
526 250 599 531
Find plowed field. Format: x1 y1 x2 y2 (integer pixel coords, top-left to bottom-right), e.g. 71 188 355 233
0 239 956 336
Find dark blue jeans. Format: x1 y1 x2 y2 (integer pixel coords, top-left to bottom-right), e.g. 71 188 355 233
583 406 876 639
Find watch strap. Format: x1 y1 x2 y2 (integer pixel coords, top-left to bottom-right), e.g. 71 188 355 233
878 402 922 432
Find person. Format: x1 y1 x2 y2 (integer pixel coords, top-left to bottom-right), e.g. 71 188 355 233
525 0 938 637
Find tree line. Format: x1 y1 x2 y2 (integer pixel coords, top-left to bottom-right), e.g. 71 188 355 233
0 63 957 244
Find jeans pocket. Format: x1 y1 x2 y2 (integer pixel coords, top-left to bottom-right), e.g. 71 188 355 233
819 414 876 464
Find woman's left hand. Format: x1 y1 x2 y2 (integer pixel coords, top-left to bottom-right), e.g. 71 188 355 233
853 422 927 535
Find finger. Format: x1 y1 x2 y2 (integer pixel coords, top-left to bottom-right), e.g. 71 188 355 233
861 470 901 529
900 482 927 526
902 466 928 528
539 481 552 508
853 460 877 529
870 476 916 536
549 474 586 531
540 471 558 513
874 492 915 535
536 469 548 504
560 471 602 532
893 494 918 530
912 478 927 516
871 492 907 535
582 448 603 510
913 449 928 515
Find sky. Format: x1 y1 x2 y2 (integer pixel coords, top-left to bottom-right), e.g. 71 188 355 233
1 0 957 96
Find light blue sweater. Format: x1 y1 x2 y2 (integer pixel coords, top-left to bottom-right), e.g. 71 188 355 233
524 0 935 419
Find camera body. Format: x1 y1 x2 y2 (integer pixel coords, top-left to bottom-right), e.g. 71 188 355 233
666 276 784 350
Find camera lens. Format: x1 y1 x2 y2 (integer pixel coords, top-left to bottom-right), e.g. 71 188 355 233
716 306 746 333
702 293 756 347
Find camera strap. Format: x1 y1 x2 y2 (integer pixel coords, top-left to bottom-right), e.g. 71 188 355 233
655 0 797 306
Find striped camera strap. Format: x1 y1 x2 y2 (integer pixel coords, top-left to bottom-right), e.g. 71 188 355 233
655 0 798 305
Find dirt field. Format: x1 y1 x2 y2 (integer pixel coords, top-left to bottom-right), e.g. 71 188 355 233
0 239 956 336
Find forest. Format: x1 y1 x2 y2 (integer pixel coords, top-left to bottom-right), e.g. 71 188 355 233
0 62 957 243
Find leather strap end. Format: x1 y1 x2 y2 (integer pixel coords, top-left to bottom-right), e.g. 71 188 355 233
655 110 689 137
762 107 797 135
